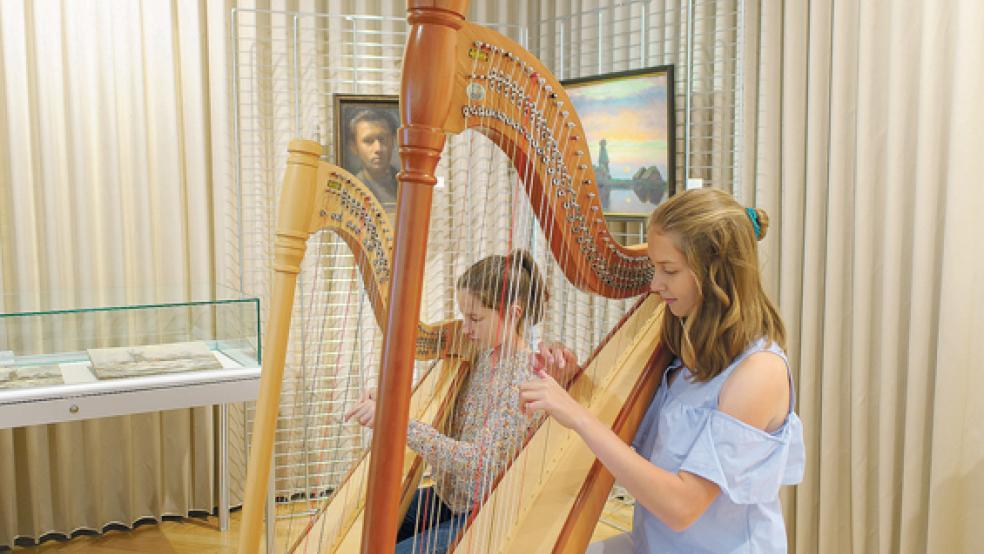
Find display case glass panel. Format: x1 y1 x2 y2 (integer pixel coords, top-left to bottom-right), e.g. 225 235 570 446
0 293 261 427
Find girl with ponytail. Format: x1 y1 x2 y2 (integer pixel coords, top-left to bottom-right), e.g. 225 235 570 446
347 249 550 553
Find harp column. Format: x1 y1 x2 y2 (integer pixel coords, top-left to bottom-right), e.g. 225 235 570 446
360 1 469 552
237 140 322 554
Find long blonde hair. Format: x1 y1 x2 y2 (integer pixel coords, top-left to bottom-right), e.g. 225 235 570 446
649 188 785 381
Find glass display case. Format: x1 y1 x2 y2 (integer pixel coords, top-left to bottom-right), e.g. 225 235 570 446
0 293 261 530
0 296 260 427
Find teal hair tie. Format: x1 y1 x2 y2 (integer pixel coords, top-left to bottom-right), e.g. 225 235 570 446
745 207 761 239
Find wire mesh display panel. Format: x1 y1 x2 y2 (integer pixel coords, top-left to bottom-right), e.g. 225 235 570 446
229 8 536 517
230 1 745 531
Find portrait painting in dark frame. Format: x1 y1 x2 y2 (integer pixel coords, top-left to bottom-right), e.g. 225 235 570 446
334 94 401 212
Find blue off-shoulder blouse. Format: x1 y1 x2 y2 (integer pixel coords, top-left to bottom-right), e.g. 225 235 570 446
630 338 806 553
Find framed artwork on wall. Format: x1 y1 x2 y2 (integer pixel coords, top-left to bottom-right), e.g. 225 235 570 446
563 65 675 220
334 94 400 210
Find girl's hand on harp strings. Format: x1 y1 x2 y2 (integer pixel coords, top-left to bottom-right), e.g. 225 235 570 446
343 387 377 429
518 369 591 431
530 342 579 386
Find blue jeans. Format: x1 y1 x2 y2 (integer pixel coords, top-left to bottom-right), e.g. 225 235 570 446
395 488 471 554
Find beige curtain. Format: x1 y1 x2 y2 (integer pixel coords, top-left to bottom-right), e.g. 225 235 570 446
749 0 984 552
0 0 235 547
532 0 983 551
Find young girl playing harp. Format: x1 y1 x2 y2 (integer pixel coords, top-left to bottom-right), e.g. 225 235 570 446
346 249 549 554
520 188 805 553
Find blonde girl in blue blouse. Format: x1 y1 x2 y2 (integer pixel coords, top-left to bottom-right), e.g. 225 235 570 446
520 188 805 553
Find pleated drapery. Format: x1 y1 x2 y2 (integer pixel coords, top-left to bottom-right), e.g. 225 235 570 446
749 0 984 551
0 0 235 546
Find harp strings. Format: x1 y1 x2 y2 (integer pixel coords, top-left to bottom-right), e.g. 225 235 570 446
288 223 342 549
407 36 594 553
279 173 422 553
487 50 552 551
311 228 363 553
474 44 522 537
289 188 376 553
316 221 379 553
407 43 497 553
460 33 642 553
411 46 498 553
405 24 650 553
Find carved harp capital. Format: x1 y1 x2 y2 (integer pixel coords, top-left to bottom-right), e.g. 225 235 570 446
406 1 468 28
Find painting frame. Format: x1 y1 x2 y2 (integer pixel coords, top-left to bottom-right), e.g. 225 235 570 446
562 65 676 219
333 94 401 210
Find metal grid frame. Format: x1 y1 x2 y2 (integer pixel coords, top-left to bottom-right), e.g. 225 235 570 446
229 7 530 518
229 0 745 534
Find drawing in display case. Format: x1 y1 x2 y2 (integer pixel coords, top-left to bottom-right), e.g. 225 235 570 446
0 296 261 428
